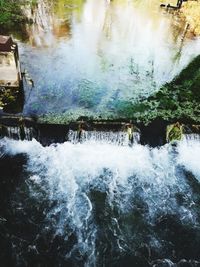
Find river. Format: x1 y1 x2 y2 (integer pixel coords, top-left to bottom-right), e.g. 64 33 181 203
1 1 200 266
13 0 200 121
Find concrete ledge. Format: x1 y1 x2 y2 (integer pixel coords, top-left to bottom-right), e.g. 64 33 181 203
0 115 200 147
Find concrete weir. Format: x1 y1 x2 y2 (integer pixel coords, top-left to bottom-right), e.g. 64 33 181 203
0 116 140 146
0 115 200 147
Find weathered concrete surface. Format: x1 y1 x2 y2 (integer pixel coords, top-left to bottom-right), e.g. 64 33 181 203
0 36 20 88
0 52 19 87
0 35 23 112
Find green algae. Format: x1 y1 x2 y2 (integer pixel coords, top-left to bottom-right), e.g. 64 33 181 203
144 55 200 123
111 55 200 125
76 80 104 109
38 54 200 125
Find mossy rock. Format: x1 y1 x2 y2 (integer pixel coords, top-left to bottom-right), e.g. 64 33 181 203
166 124 183 142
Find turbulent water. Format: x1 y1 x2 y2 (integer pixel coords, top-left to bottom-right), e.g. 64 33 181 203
1 137 200 266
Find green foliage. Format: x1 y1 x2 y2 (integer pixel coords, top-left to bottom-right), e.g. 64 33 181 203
0 0 24 28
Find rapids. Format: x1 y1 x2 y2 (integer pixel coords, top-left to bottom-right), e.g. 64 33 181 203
1 137 200 266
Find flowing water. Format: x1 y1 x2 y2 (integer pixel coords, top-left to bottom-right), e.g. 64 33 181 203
1 1 200 266
1 137 200 266
14 0 200 120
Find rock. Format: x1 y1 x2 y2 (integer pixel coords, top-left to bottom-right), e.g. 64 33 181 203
152 259 175 267
137 243 151 260
189 260 200 267
115 254 151 267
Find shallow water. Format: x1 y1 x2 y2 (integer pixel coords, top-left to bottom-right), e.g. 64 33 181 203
1 137 200 266
13 0 200 119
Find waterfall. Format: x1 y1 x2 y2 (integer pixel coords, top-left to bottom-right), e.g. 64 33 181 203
68 130 140 145
0 125 140 145
1 137 200 266
183 133 200 142
2 126 35 141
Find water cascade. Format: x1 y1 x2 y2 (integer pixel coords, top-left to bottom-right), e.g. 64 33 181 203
2 126 35 141
0 124 141 145
68 130 140 145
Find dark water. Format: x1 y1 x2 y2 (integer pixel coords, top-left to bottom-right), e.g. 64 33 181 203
1 137 200 266
13 0 200 121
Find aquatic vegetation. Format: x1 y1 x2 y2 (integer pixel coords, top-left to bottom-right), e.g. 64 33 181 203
113 54 200 125
75 80 104 109
143 54 200 123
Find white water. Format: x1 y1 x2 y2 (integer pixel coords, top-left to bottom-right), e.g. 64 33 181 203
1 137 200 265
178 139 200 183
68 130 140 145
5 126 34 141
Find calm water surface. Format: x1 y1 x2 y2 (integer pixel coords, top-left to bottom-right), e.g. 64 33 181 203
15 0 200 119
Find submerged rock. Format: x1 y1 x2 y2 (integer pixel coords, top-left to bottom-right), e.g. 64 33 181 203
177 259 193 267
152 259 175 267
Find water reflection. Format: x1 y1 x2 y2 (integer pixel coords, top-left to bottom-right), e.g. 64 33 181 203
24 0 72 46
17 0 200 119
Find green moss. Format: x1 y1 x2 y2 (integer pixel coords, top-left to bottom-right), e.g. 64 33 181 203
0 87 24 113
38 55 200 125
166 123 183 142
